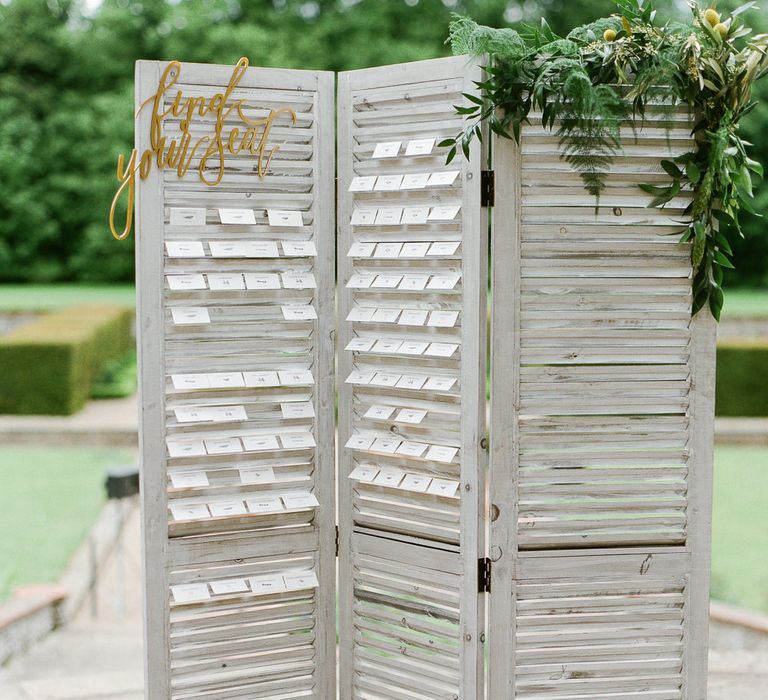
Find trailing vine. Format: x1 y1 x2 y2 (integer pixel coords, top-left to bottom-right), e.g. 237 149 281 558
442 0 768 320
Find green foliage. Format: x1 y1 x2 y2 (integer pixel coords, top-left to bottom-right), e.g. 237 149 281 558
91 350 137 399
446 1 768 319
0 304 134 415
716 340 768 416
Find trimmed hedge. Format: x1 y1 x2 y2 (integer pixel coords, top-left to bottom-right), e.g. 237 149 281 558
0 304 134 415
716 340 768 417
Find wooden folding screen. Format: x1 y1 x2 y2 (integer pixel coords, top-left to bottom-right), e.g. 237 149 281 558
135 61 336 699
336 56 488 699
488 110 716 698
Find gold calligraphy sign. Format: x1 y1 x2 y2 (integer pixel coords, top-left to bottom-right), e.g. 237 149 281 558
109 57 296 240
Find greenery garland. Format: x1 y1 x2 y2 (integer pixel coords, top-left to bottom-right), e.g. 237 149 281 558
443 0 768 320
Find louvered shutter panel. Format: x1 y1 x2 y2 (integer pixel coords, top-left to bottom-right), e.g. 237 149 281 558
136 61 336 699
336 56 488 700
488 108 716 698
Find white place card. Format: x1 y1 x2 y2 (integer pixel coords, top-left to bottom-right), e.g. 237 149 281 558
245 495 283 514
396 374 428 390
348 175 377 192
428 310 459 328
345 337 376 352
171 374 210 390
244 273 281 290
208 373 246 388
283 571 319 591
281 305 318 321
242 435 280 452
347 241 376 257
371 274 403 289
373 242 403 259
426 343 458 358
170 471 210 488
277 369 314 386
219 208 256 225
166 241 205 258
267 210 303 227
243 371 280 388
427 273 462 290
346 307 376 322
374 207 403 226
370 372 402 387
427 478 460 497
280 401 315 419
279 432 316 449
282 492 320 509
349 464 380 482
399 341 429 355
170 207 206 226
350 210 377 226
426 445 459 463
395 408 427 425
204 438 243 455
370 437 402 454
371 308 402 323
427 170 460 187
400 173 430 190
424 376 458 392
281 271 317 289
372 141 401 158
428 205 462 221
209 500 247 517
210 241 280 258
372 140 401 159
399 274 430 291
208 406 248 422
166 439 207 458
371 339 403 354
345 435 375 450
210 579 249 595
167 274 207 291
171 307 210 325
171 583 210 604
249 574 286 594
207 273 245 291
400 207 430 225
398 309 428 326
427 241 461 256
396 441 429 457
347 273 377 289
400 242 431 257
372 467 405 487
374 175 404 191
365 405 396 420
169 503 210 521
400 474 433 493
405 138 435 156
346 370 376 385
239 466 276 485
281 240 317 257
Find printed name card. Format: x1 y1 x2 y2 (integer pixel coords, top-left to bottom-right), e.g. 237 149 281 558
400 242 431 257
350 210 377 227
346 307 376 322
348 464 380 482
427 310 459 328
400 474 432 492
209 579 248 595
283 571 320 591
405 138 435 156
427 273 462 290
374 175 403 191
399 274 430 291
239 466 276 485
166 241 205 258
167 274 207 290
245 273 281 290
428 205 461 221
364 405 395 420
243 371 280 388
401 207 430 224
267 210 303 227
169 503 210 521
400 173 430 190
427 241 461 256
426 445 459 463
171 307 210 325
242 435 280 452
281 305 318 321
348 241 376 257
209 241 280 258
281 240 317 257
427 171 460 187
166 439 207 458
208 372 246 388
395 408 427 424
346 337 376 352
372 141 401 158
170 471 210 488
373 467 405 487
280 432 317 450
204 438 243 455
209 500 247 517
174 405 248 423
345 434 375 450
348 176 377 192
169 207 206 226
373 243 402 258
245 495 283 514
171 374 211 390
374 208 403 226
277 369 315 386
281 271 317 289
219 208 256 225
282 492 320 509
396 441 428 457
280 401 315 419
249 574 286 594
171 583 210 604
207 273 245 291
427 478 460 497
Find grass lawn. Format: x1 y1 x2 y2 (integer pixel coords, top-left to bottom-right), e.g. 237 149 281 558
711 445 768 613
0 284 135 312
721 288 768 319
0 446 135 602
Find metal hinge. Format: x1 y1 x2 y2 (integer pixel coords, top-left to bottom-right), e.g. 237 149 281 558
481 170 495 207
478 557 492 593
335 525 339 558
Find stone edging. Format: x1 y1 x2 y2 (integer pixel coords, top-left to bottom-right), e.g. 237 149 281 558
711 600 768 635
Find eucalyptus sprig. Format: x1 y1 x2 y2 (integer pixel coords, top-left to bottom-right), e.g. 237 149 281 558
445 0 768 320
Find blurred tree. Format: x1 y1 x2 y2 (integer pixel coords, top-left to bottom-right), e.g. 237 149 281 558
0 0 764 286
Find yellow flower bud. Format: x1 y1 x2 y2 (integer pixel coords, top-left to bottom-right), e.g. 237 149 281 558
714 22 728 38
704 8 721 27
603 28 617 42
